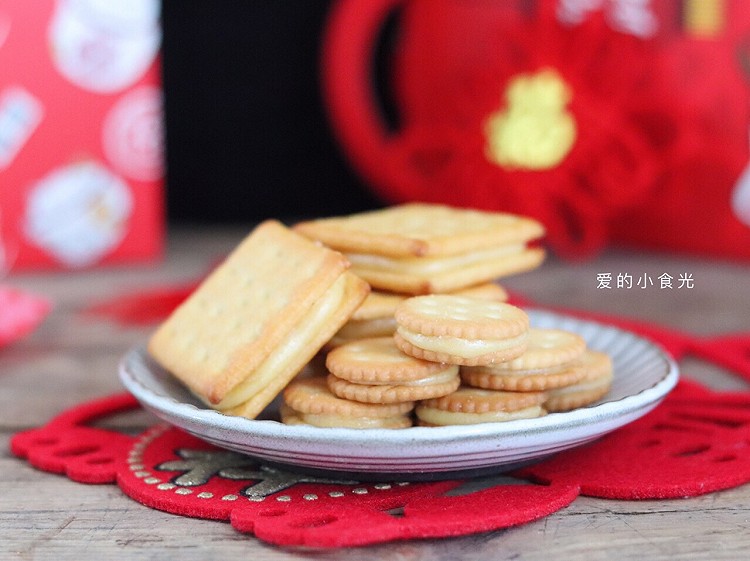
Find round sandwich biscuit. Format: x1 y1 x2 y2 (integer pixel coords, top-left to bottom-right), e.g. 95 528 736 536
327 336 458 383
544 349 614 412
282 375 414 429
461 327 587 391
325 337 460 404
415 386 547 426
393 295 529 366
328 283 509 348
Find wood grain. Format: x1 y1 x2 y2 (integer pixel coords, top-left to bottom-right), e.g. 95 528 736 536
2 226 749 560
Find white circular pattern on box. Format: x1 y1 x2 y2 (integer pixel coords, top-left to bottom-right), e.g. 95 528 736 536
103 85 164 181
23 160 133 267
48 0 161 93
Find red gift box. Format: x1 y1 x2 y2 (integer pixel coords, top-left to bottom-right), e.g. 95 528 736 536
0 0 164 271
322 0 750 260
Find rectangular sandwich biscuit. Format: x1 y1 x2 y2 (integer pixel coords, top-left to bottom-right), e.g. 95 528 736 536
294 204 545 294
345 244 544 294
147 220 370 419
293 203 545 258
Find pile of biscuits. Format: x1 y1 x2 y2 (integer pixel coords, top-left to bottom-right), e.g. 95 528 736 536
147 203 613 428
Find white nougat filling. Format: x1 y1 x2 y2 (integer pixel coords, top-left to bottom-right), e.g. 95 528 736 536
483 363 573 376
295 412 406 429
347 244 526 275
366 367 459 387
416 405 545 425
547 376 612 396
215 274 347 410
396 326 527 358
335 317 398 340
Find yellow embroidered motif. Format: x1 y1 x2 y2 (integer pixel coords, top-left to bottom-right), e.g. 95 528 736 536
683 0 724 37
484 68 576 171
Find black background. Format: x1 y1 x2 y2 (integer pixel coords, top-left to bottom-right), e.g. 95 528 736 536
161 0 385 224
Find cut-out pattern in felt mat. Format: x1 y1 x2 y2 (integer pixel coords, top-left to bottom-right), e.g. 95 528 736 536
10 394 579 548
11 378 750 548
515 379 750 499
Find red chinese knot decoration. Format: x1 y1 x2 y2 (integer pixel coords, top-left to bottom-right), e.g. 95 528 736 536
322 0 750 259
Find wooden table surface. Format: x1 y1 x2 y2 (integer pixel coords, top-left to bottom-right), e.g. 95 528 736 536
2 226 750 561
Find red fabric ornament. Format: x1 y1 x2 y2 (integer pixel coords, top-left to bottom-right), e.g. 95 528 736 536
322 0 750 260
82 261 219 325
83 281 197 326
325 2 659 257
610 30 750 259
609 134 750 260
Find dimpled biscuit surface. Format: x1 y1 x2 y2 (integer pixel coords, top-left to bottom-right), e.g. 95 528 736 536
147 220 369 417
294 203 545 257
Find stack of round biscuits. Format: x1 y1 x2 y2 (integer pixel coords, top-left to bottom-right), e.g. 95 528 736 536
282 204 613 428
393 295 612 426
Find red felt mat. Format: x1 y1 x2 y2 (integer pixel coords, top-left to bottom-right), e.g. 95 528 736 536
11 283 750 547
10 380 750 548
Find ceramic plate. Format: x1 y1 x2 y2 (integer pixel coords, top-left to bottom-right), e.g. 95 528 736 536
119 309 679 480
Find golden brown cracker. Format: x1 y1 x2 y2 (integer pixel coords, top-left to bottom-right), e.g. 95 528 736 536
330 283 510 346
415 386 547 426
328 317 399 347
280 404 413 429
282 375 414 429
294 203 545 258
324 337 459 403
460 363 586 392
393 295 529 366
395 295 529 339
347 246 545 295
147 220 369 419
486 328 586 371
460 328 588 391
222 270 370 419
326 336 454 383
544 350 614 412
326 372 460 404
350 290 406 321
353 283 508 322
